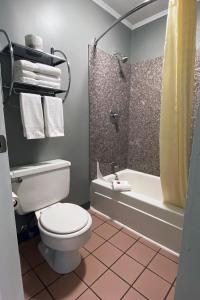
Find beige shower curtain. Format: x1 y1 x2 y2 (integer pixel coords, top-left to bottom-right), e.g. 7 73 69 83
160 0 197 208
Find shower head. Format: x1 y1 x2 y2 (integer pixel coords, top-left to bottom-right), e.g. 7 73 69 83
114 52 128 63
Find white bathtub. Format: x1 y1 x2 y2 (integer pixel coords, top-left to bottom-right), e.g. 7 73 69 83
91 169 184 253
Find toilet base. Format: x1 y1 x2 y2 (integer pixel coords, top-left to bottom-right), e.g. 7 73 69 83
38 242 81 274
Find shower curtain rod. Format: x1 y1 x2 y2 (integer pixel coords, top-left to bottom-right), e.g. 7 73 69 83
94 0 160 48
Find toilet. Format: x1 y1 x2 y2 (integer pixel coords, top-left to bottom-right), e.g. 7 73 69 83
11 159 92 274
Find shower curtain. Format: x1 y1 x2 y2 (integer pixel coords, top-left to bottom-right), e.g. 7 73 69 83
160 0 197 208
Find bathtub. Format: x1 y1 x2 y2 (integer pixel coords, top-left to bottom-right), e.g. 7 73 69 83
91 169 184 253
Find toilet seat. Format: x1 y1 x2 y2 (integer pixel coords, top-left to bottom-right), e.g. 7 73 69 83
39 203 89 235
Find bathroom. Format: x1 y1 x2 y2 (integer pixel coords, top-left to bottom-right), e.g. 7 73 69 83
0 0 200 299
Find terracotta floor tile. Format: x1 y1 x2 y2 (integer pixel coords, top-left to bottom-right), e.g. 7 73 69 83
106 219 123 230
22 244 44 268
134 269 170 300
93 242 123 267
160 248 179 263
78 288 100 300
80 247 90 259
48 272 87 300
20 255 31 275
91 214 105 231
91 269 129 300
166 286 175 300
148 254 178 283
139 237 161 252
23 270 44 300
122 228 140 240
94 223 119 240
111 254 144 285
75 255 107 286
31 289 53 300
34 262 60 286
127 241 156 266
19 236 41 254
84 233 105 252
92 211 110 221
109 231 136 252
122 288 146 300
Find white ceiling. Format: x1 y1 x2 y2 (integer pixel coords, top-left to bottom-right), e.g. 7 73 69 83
92 0 169 30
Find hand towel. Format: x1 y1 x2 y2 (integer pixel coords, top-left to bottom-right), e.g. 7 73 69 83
14 69 37 80
15 76 38 85
36 63 61 77
112 180 132 192
36 73 61 83
19 93 45 139
43 96 64 137
14 60 36 72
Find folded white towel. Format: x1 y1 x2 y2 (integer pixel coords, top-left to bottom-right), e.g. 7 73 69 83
36 63 61 77
38 80 61 89
36 73 61 83
14 69 37 80
15 76 61 89
15 76 37 85
112 180 132 192
14 60 36 72
19 93 45 139
43 96 64 137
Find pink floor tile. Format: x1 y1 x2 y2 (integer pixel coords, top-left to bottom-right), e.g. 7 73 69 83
19 236 40 254
94 223 119 240
148 254 178 283
84 233 105 252
80 247 90 259
20 255 31 275
48 272 87 300
91 214 105 230
31 289 53 300
166 286 175 300
106 219 123 230
23 270 44 300
159 248 179 263
34 262 60 286
75 255 107 286
122 228 140 240
93 241 123 267
122 288 146 300
126 241 156 266
92 211 110 221
134 269 171 300
111 254 144 285
78 288 100 300
139 237 161 252
22 244 44 268
91 269 129 300
109 231 136 252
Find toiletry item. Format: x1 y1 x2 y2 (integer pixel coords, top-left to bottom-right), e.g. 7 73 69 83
43 96 64 137
25 34 43 51
112 180 131 192
19 93 45 139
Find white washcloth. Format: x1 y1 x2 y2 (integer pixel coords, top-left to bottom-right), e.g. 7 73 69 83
14 76 38 85
19 93 45 139
15 68 61 83
112 180 132 192
14 60 36 72
36 63 61 77
43 96 64 137
36 73 61 83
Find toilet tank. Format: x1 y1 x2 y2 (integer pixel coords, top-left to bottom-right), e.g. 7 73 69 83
11 159 71 215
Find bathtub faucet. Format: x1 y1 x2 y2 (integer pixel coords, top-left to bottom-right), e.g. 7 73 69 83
111 162 119 180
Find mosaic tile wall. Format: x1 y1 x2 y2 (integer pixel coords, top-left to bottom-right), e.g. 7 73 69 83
89 47 200 179
89 47 130 179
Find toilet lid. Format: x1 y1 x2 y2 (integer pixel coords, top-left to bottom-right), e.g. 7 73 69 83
39 203 89 234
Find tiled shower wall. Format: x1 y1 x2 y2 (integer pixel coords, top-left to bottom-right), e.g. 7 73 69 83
89 47 200 179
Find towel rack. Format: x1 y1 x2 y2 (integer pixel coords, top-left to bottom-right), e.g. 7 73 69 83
0 29 71 105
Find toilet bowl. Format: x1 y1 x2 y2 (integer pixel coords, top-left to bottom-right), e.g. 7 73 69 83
11 159 92 274
36 203 92 273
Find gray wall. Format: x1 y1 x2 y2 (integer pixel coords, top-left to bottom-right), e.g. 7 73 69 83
131 2 200 64
0 0 131 232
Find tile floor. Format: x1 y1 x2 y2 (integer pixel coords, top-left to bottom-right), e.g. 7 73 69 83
19 209 178 300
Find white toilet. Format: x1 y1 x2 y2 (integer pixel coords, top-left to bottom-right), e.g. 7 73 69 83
11 159 92 274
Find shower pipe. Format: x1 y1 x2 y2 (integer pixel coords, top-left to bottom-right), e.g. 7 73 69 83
94 0 159 48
